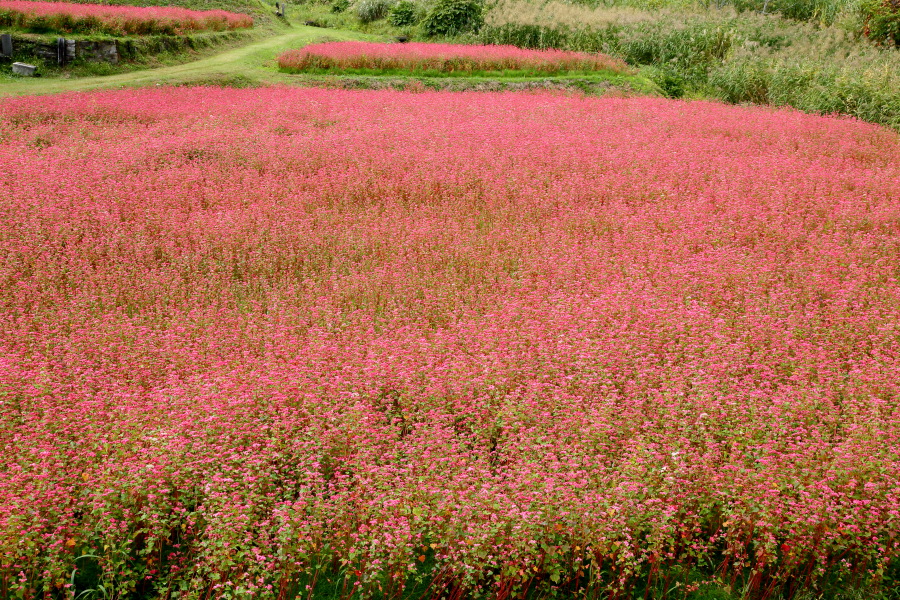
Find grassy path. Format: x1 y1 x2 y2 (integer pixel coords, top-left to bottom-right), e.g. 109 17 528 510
0 25 374 97
0 20 659 97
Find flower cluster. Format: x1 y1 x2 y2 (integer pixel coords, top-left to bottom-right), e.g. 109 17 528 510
0 0 252 36
277 41 629 75
1 87 899 599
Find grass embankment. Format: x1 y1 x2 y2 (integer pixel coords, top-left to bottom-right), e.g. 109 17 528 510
276 40 659 94
0 28 254 78
0 32 257 79
0 25 376 95
278 69 659 95
0 0 282 80
286 72 660 95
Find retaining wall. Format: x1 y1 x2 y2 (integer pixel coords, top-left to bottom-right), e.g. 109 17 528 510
2 30 245 66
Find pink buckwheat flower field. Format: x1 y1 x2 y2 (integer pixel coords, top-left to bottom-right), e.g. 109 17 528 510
277 42 629 75
0 0 252 36
1 87 900 599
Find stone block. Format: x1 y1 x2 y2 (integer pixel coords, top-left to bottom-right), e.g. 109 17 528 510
12 62 36 76
0 34 11 57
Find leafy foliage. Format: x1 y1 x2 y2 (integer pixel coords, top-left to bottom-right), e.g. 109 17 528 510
862 0 900 45
331 0 351 13
389 0 419 26
422 0 483 36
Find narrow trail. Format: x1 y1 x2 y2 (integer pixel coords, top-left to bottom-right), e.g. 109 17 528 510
0 25 371 97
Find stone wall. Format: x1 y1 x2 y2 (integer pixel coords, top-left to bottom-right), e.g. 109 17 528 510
6 35 118 65
3 30 244 66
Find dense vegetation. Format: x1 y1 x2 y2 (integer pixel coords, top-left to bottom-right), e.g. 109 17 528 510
3 85 900 600
299 0 900 129
2 1 899 599
0 0 252 35
37 0 276 27
480 0 900 129
277 40 630 75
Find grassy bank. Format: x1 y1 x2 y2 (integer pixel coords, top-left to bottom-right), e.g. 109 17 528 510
479 0 900 129
0 25 376 95
280 65 626 76
0 0 281 81
280 70 662 94
0 28 257 79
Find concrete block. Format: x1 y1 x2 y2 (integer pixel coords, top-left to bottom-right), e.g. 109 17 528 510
12 62 36 76
0 34 11 57
57 37 67 66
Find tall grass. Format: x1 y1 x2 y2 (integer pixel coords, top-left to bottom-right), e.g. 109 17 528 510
482 0 900 129
564 0 864 28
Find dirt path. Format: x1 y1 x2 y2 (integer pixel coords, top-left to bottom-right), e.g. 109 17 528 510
0 25 371 97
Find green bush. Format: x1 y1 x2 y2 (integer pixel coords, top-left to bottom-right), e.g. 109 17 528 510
389 0 419 25
642 64 688 97
862 0 900 45
331 0 351 13
422 0 484 35
354 0 394 23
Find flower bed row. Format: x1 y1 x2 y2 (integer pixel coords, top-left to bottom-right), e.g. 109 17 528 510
0 0 252 36
278 41 630 75
1 87 899 599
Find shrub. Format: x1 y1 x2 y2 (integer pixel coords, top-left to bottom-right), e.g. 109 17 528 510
389 0 419 26
331 0 351 13
642 64 688 97
422 0 484 36
862 0 900 45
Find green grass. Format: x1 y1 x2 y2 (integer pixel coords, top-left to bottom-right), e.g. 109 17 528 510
0 24 373 95
285 71 662 95
0 29 255 79
0 4 656 99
